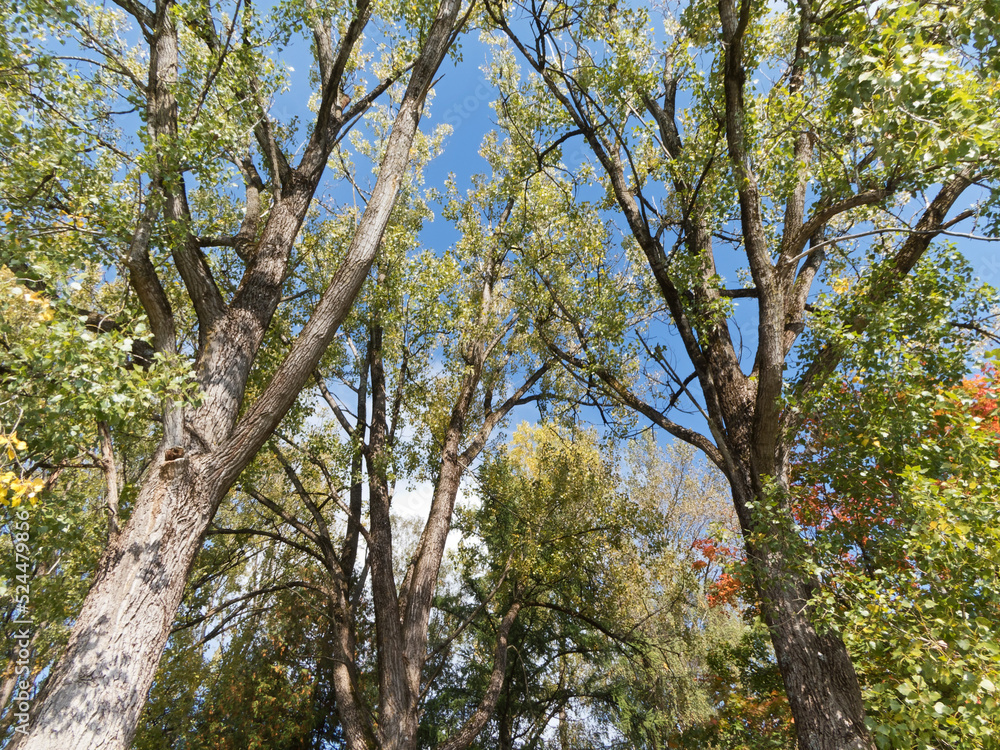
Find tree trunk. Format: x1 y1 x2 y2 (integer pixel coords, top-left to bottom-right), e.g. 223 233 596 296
558 701 570 750
726 410 872 750
312 250 541 750
732 470 870 749
14 450 218 748
763 577 870 750
326 590 377 750
488 0 976 746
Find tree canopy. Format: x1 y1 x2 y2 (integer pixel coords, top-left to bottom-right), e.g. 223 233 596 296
1 0 998 749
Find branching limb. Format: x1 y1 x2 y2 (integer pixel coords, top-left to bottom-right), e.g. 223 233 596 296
794 171 974 400
269 444 340 566
434 602 522 750
171 581 318 635
241 487 326 552
459 362 551 465
543 337 725 471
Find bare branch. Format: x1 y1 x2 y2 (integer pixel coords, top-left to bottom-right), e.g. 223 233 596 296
171 581 318 634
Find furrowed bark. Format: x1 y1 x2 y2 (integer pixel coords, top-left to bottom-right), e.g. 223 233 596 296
721 403 872 750
327 588 377 749
765 584 871 750
13 450 216 750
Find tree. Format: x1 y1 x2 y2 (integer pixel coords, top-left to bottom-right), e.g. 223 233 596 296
483 0 1000 747
446 422 650 750
1 0 465 745
5 0 1000 745
426 426 746 750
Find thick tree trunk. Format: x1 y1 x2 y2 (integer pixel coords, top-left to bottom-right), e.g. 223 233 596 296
727 417 873 750
763 578 870 750
14 450 218 749
11 0 461 743
492 0 975 746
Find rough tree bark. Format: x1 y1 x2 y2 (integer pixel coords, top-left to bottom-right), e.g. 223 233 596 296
12 0 462 746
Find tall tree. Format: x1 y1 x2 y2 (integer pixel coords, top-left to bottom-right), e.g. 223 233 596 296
2 0 466 745
484 0 1000 747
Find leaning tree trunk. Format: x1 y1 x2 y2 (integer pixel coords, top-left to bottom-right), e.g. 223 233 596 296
9 450 220 748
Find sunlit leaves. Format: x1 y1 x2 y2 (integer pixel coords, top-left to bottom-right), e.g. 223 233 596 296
450 427 744 747
791 254 1000 748
0 433 45 507
818 0 1000 191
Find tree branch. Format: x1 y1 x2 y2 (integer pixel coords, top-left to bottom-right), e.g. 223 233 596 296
434 602 522 750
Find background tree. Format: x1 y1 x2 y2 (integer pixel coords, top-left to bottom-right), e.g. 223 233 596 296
423 426 746 750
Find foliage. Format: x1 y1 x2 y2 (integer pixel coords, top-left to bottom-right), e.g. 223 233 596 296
3 0 1000 746
792 255 1000 748
435 427 747 749
670 619 795 750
